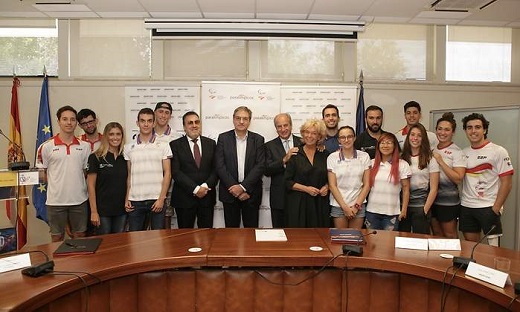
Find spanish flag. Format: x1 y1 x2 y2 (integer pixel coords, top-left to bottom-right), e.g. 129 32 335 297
7 77 28 249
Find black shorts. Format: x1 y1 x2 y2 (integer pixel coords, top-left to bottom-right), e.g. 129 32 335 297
459 206 502 235
431 204 460 222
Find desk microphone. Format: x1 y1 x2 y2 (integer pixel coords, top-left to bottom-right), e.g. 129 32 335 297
342 230 377 256
453 225 496 268
0 128 30 171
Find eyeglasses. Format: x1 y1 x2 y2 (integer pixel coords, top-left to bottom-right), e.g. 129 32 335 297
186 120 201 125
338 135 355 141
79 119 95 126
380 140 394 145
234 116 250 122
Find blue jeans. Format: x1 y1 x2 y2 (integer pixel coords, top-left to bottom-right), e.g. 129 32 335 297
365 211 399 231
128 200 165 231
98 215 127 235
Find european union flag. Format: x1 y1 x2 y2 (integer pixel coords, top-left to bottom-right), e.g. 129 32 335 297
32 76 52 223
355 82 366 136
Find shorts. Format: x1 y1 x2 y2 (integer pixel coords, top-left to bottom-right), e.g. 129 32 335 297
459 206 502 235
330 204 366 218
431 204 460 222
47 201 88 236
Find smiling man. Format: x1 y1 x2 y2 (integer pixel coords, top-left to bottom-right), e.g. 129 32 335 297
395 101 438 150
170 111 218 228
36 105 91 242
322 104 341 153
264 113 302 228
460 113 514 245
215 106 265 228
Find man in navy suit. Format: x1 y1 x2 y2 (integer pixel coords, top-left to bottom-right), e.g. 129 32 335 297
264 113 301 228
170 112 218 228
215 106 266 228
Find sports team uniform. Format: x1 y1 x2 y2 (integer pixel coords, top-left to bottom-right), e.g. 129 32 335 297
460 141 514 235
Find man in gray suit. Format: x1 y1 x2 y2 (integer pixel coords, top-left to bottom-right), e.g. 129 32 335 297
215 106 266 228
265 113 301 228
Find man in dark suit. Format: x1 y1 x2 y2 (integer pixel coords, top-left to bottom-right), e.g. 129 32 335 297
170 112 218 228
264 113 301 228
215 106 266 228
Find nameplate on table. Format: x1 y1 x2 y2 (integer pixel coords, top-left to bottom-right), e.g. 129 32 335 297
395 237 428 250
255 229 287 242
466 262 512 288
428 239 461 251
0 253 31 274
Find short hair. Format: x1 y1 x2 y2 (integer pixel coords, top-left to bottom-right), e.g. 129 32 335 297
274 113 292 126
462 113 490 138
365 105 383 115
404 101 421 113
233 106 252 119
77 108 96 122
322 104 339 118
137 107 155 121
300 119 326 142
436 112 457 132
182 111 200 125
56 105 77 120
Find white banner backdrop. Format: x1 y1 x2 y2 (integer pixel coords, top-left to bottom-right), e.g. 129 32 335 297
280 86 358 134
123 83 358 229
124 86 200 142
201 81 281 228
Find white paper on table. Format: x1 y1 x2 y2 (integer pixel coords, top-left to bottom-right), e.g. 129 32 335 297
0 253 31 274
395 237 429 250
255 229 288 242
466 262 512 288
428 238 462 251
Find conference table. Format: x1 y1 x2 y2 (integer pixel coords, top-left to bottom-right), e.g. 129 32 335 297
1 228 519 312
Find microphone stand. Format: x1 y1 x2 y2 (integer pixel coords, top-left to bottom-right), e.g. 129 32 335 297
0 129 30 171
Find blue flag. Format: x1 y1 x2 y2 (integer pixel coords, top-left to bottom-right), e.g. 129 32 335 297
32 76 52 223
355 83 366 136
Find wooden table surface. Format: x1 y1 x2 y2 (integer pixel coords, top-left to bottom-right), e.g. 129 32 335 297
1 228 519 311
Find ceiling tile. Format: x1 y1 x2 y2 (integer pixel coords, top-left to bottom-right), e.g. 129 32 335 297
312 0 373 16
257 0 314 14
198 0 255 13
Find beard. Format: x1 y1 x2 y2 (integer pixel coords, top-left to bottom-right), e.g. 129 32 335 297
368 123 380 133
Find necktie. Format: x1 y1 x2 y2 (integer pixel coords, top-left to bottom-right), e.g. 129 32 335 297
283 139 290 153
192 139 201 168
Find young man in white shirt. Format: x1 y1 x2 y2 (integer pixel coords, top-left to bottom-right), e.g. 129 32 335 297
124 108 172 231
460 113 514 245
36 105 91 242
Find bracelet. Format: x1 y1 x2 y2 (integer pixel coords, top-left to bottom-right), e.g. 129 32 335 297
353 203 361 209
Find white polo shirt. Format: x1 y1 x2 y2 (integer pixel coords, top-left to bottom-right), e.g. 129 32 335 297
367 159 411 216
433 143 466 206
327 149 371 207
408 156 439 207
36 135 90 205
462 142 514 208
124 134 172 201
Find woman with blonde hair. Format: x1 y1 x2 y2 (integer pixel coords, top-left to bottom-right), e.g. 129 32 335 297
87 122 128 234
285 118 330 227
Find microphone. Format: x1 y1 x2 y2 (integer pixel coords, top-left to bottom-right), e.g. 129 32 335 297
453 225 497 268
0 128 30 171
342 230 377 256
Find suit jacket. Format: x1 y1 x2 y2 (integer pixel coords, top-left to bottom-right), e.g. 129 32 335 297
215 130 265 203
264 135 302 211
170 136 218 209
